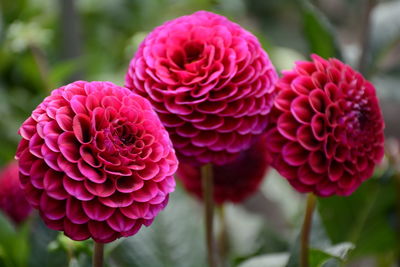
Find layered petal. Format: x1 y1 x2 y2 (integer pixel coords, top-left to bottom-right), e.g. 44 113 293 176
16 81 178 242
125 11 278 165
265 54 384 197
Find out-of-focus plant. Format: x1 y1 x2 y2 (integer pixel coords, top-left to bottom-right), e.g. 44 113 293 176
1 0 400 266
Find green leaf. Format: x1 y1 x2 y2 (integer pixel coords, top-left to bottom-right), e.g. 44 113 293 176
0 213 30 267
309 243 354 267
285 203 354 267
28 216 69 267
300 0 341 59
286 211 331 267
318 177 396 258
109 186 206 267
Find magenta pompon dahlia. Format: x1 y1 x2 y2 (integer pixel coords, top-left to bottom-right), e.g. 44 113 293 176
15 81 178 243
0 161 32 224
177 137 269 204
126 11 278 166
265 54 384 197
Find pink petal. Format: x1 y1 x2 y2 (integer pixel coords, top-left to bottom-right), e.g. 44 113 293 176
282 142 308 166
63 176 94 201
277 113 300 141
64 219 90 241
78 160 106 183
73 114 92 144
66 197 89 224
82 199 114 221
116 175 144 193
99 192 134 208
88 221 117 243
84 179 115 197
58 132 80 163
120 202 150 219
43 169 69 200
106 210 136 232
40 194 66 220
291 96 313 123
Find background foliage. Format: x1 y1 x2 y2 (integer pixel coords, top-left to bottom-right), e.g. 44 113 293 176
0 0 400 266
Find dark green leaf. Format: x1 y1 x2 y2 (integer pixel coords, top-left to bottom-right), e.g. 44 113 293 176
110 186 206 267
300 1 341 59
0 213 30 267
309 243 354 267
318 177 396 258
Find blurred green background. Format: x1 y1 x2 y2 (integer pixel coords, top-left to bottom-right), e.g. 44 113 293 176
1 0 400 266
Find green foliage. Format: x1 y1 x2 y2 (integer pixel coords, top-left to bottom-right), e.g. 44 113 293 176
0 214 29 267
318 176 397 258
299 0 341 59
0 0 399 266
286 211 354 267
109 187 206 267
309 243 354 267
28 217 69 267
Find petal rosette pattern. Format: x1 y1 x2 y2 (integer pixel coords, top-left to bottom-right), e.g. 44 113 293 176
177 138 269 204
0 161 32 224
15 81 178 243
126 11 278 165
265 55 384 197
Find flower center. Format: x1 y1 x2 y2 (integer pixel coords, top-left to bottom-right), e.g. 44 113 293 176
171 41 205 69
338 96 371 144
184 41 204 64
116 124 136 146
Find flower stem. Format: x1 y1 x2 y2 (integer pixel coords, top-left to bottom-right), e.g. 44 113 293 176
93 242 104 267
217 205 228 267
300 193 317 267
202 164 217 267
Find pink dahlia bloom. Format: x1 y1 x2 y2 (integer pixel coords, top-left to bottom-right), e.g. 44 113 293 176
0 161 32 224
16 81 178 243
265 55 384 197
177 137 269 204
126 11 278 165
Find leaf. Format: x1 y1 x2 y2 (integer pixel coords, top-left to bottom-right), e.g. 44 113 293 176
309 243 354 267
318 177 396 258
0 213 30 267
286 211 332 267
300 0 341 59
285 204 354 267
28 216 69 267
238 253 289 267
109 186 206 267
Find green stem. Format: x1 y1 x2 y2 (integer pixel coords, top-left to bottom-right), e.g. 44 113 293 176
202 164 217 267
93 242 104 267
300 193 317 267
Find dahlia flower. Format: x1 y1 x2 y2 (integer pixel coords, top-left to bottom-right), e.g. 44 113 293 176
178 137 269 204
0 161 32 224
16 81 178 243
265 54 384 197
126 11 278 165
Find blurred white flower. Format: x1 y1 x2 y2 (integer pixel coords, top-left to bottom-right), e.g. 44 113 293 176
6 20 52 52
